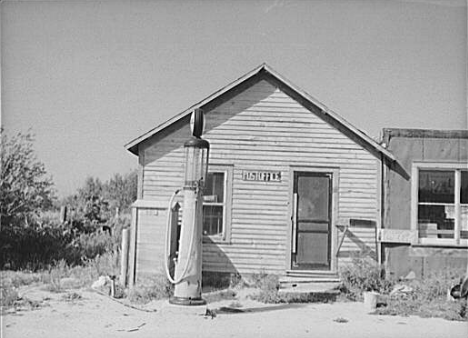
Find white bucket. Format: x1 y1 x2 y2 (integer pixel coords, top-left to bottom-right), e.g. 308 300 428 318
363 291 379 313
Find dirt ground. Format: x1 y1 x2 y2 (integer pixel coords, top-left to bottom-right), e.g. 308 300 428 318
2 286 467 338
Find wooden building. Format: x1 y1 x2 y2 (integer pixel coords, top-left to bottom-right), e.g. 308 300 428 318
380 129 468 279
124 63 400 284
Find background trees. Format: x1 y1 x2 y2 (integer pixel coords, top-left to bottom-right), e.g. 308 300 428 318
0 129 137 270
0 130 55 228
62 171 137 225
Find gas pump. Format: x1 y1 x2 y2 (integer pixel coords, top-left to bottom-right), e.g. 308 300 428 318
164 109 209 305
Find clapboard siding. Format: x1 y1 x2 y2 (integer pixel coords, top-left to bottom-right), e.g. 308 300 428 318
135 208 167 277
140 79 380 275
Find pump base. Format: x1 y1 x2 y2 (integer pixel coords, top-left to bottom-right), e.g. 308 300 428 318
169 296 206 306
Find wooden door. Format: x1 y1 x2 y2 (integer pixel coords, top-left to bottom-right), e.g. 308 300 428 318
291 172 332 270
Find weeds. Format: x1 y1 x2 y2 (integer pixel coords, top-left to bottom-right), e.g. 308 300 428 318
376 270 468 321
340 257 394 301
2 270 42 288
0 214 130 271
127 275 173 304
0 283 19 309
340 258 467 321
248 274 281 303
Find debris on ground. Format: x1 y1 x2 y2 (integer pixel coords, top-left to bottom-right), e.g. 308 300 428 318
402 271 416 281
217 306 245 314
204 308 217 319
61 292 82 302
450 276 468 300
117 323 146 332
390 284 414 297
333 317 349 323
91 276 111 289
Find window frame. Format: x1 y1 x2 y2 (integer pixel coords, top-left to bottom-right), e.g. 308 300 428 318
202 165 233 243
411 162 468 247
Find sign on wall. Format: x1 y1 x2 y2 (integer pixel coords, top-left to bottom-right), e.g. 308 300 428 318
242 170 282 182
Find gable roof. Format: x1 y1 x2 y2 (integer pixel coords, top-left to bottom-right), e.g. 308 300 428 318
125 63 396 162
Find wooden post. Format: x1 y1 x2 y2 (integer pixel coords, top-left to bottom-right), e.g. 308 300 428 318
120 228 130 287
454 170 461 245
128 207 138 287
110 277 116 297
60 206 68 223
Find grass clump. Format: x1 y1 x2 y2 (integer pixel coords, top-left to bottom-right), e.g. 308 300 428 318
127 275 173 304
340 258 467 321
376 270 467 321
340 257 394 301
0 283 20 309
248 273 281 303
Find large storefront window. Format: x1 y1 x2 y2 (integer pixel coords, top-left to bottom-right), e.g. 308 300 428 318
414 164 468 245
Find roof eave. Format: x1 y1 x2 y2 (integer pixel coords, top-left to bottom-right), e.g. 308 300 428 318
124 63 268 155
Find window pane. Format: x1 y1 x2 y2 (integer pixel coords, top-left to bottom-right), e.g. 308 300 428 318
418 205 454 238
461 171 468 204
462 205 468 239
297 175 329 221
204 173 213 197
203 172 224 203
203 205 223 236
213 173 224 203
418 170 454 203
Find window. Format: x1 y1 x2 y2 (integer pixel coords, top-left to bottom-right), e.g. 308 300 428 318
202 166 232 241
412 163 468 246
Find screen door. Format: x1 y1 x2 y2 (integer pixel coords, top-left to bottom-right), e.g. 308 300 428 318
291 172 332 270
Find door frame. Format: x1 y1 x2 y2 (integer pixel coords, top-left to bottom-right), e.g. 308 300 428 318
286 166 340 273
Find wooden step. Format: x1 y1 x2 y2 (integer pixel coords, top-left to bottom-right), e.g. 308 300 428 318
284 270 340 280
278 281 341 296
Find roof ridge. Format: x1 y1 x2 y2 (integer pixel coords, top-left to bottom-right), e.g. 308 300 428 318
125 63 396 162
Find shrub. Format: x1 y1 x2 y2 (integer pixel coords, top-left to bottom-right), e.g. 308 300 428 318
0 213 130 271
0 223 73 270
71 232 113 261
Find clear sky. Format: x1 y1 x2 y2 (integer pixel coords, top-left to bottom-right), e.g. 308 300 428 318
1 0 467 197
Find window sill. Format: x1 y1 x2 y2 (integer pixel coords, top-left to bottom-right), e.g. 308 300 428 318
203 235 230 244
414 238 468 248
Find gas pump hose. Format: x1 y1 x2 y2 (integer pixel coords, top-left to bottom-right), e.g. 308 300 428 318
164 188 196 285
